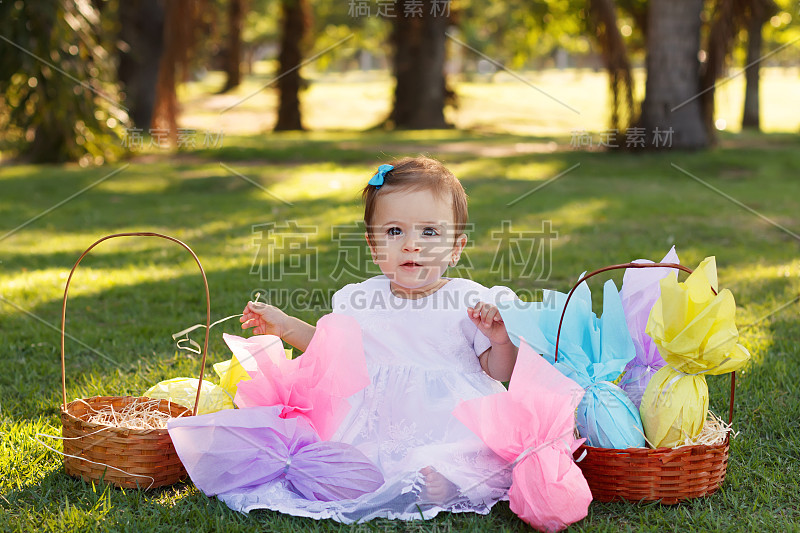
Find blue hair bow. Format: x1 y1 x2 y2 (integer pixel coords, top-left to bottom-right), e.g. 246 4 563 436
368 164 394 189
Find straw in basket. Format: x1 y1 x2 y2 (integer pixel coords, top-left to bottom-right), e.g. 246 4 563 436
554 262 736 504
59 232 210 489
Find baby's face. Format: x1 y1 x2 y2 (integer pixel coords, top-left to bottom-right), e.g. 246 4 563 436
366 188 466 293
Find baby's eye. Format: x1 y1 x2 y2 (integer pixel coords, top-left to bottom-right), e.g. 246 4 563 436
422 227 439 237
386 227 402 236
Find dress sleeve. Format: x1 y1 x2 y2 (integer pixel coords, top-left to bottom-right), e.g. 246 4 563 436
471 284 519 357
473 330 492 358
332 284 351 313
484 284 518 305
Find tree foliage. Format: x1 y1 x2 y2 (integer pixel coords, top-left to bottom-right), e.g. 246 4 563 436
0 0 127 164
457 0 592 70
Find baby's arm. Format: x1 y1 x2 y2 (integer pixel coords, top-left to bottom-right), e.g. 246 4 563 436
469 302 518 381
240 301 315 352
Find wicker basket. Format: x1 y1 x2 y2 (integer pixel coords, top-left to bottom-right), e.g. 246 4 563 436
59 233 211 489
554 262 736 504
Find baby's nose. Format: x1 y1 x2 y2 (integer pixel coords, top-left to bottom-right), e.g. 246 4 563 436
402 237 421 252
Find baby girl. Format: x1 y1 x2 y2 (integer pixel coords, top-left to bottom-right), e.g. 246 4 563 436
241 156 518 521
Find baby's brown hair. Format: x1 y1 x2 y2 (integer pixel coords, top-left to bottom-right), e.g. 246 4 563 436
361 156 468 242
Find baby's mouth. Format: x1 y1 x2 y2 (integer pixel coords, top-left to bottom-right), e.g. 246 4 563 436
400 261 423 268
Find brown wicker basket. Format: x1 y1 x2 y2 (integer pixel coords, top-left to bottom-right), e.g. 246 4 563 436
554 262 736 504
59 232 211 489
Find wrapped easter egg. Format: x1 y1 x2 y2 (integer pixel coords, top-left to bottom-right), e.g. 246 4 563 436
501 277 645 449
640 257 750 448
144 378 234 414
577 381 645 448
639 366 708 448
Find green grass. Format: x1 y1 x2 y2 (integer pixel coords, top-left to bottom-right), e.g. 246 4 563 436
1 122 800 529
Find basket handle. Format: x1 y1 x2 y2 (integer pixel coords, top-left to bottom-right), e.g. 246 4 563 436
553 262 735 425
60 232 210 417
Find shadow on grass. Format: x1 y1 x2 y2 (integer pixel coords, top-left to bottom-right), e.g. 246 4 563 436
3 459 526 532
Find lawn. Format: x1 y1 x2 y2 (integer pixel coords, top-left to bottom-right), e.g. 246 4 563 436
1 81 800 531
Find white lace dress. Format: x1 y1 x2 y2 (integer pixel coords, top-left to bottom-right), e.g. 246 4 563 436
218 276 515 522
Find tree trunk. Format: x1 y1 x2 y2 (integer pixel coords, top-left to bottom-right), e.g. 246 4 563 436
150 0 204 142
275 0 310 131
741 12 764 129
637 0 708 149
117 0 165 129
221 0 244 92
151 0 179 139
27 78 68 163
390 0 450 129
588 0 634 133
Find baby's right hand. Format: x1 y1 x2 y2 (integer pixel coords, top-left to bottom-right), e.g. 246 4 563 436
240 301 288 337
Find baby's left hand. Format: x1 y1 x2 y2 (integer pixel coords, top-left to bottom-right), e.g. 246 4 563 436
469 301 512 346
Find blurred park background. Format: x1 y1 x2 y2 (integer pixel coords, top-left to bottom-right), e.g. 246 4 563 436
1 0 799 160
1 0 800 531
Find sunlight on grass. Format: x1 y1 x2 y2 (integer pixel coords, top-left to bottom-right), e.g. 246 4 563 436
455 158 564 183
0 268 77 307
0 417 62 492
536 198 613 238
505 161 566 182
181 67 800 136
722 259 800 347
739 326 774 369
0 265 200 309
724 259 800 292
0 165 32 180
146 484 202 507
267 164 371 202
96 176 172 194
305 74 393 131
1 226 244 257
